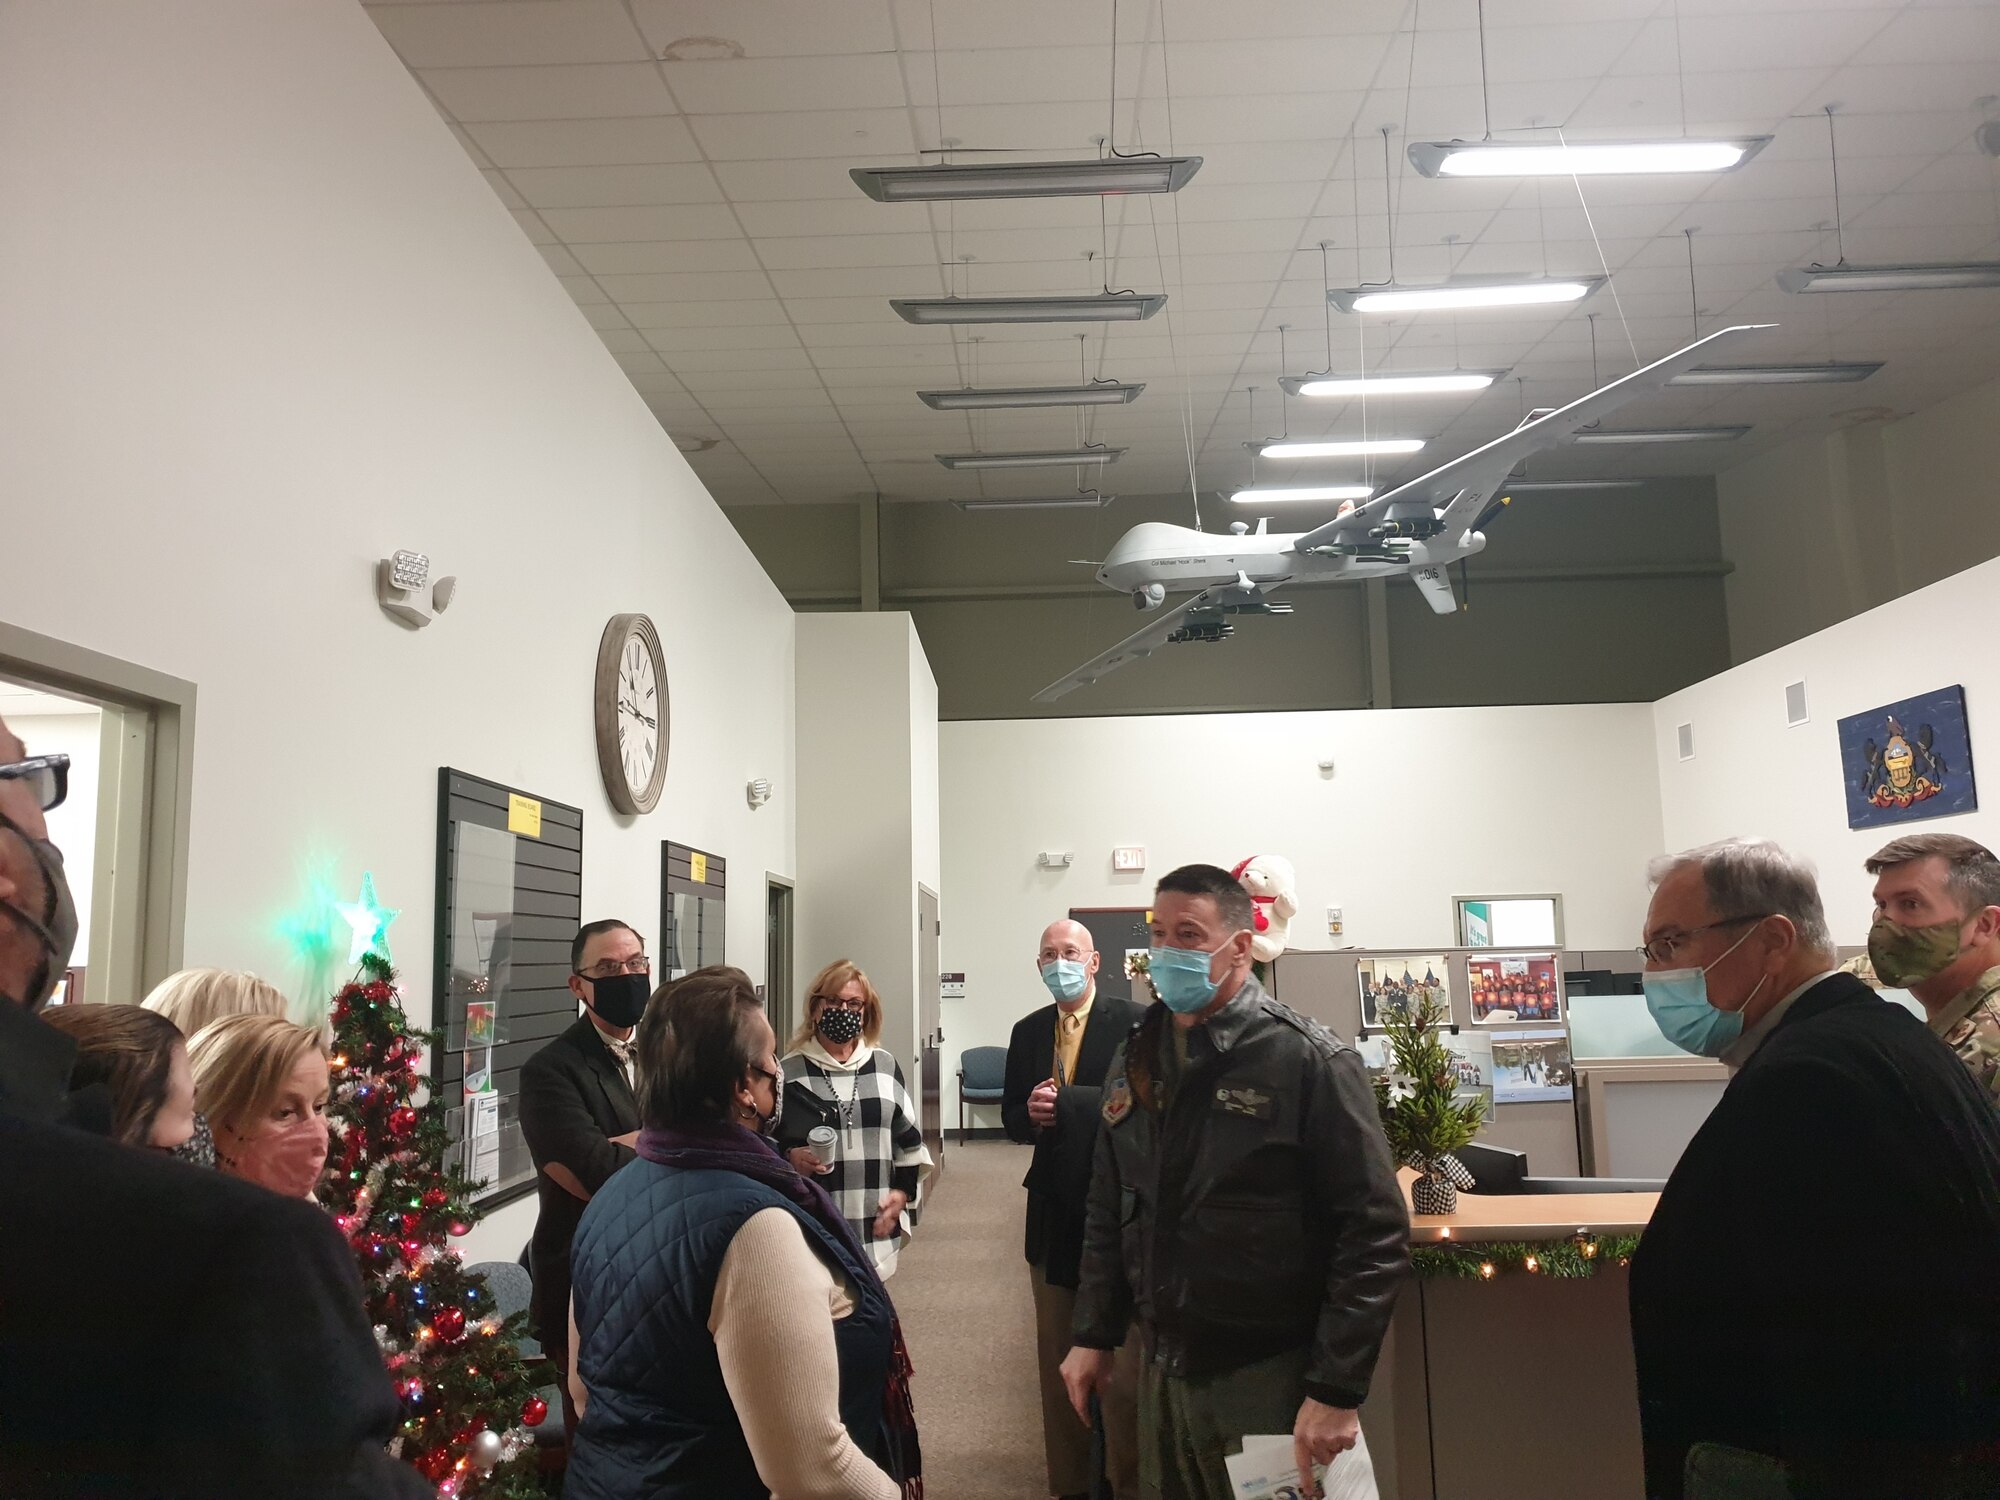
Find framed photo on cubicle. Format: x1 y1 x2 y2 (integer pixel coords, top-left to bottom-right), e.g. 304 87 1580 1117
1356 954 1453 1031
433 768 584 1210
1467 952 1564 1025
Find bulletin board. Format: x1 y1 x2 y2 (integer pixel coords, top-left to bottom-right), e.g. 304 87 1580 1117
661 841 727 980
433 768 585 1210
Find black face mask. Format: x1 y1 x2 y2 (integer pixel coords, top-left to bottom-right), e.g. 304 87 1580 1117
0 810 77 1013
584 971 650 1030
816 1006 864 1046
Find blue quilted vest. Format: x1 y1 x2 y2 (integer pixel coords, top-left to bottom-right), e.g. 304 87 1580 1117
565 1159 896 1500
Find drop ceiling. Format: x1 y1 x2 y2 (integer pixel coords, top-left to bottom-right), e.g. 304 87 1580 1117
363 0 2000 508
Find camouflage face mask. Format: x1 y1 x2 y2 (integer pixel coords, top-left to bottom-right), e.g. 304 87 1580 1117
1867 915 1964 988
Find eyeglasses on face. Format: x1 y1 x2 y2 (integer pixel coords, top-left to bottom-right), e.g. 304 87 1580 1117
0 755 69 812
1637 913 1772 966
577 956 652 979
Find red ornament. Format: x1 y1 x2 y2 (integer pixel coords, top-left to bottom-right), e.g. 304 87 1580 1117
422 1187 448 1208
433 1305 467 1343
522 1397 548 1427
449 1221 470 1237
387 1107 418 1138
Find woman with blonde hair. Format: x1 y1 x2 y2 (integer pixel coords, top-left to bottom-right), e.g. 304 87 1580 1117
141 966 288 1037
775 960 932 1277
187 1013 331 1200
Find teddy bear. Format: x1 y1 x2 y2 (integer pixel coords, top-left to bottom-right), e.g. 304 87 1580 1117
1230 854 1299 964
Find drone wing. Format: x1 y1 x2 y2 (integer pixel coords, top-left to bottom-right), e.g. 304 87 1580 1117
1288 324 1770 556
1032 578 1275 703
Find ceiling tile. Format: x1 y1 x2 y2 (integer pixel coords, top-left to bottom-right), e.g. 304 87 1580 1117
619 298 795 328
571 239 764 274
505 162 723 208
630 0 899 59
367 1 652 68
540 203 743 241
662 54 908 113
736 197 934 238
595 269 777 300
462 116 701 168
688 108 919 161
754 232 939 270
644 325 806 353
418 63 677 122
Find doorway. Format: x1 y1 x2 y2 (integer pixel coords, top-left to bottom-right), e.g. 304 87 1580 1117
0 621 195 1006
917 883 942 1163
765 875 795 1035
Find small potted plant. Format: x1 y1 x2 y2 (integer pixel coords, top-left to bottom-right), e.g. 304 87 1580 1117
1372 988 1486 1215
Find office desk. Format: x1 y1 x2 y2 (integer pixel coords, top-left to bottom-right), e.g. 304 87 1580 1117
1364 1182 1657 1500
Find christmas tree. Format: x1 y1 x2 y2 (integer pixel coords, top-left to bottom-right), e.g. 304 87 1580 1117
320 952 548 1498
1372 986 1486 1215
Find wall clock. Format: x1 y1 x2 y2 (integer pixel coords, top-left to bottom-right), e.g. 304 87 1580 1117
594 614 669 815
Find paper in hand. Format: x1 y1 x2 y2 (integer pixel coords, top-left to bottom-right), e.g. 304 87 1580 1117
1223 1427 1378 1500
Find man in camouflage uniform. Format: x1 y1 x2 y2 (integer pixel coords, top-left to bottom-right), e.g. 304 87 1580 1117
1862 832 2000 1103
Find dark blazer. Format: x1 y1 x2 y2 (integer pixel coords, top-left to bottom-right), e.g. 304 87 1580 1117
1002 989 1146 1288
1629 973 2000 1500
519 1015 639 1357
0 1007 429 1499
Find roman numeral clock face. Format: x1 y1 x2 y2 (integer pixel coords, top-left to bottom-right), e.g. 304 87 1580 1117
593 614 670 815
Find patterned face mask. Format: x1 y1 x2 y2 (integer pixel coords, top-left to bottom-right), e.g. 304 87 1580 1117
1868 915 1965 987
816 1005 864 1045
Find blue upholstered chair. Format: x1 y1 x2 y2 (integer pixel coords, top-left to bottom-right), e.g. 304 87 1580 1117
956 1045 1008 1143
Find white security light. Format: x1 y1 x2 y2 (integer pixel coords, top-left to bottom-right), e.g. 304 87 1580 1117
1281 371 1500 398
1256 438 1426 459
1229 485 1376 504
892 294 1166 324
918 383 1144 410
950 493 1116 511
936 447 1124 470
1329 277 1602 313
852 156 1202 202
1778 263 2000 293
1669 362 1883 385
1408 138 1770 179
1571 427 1750 444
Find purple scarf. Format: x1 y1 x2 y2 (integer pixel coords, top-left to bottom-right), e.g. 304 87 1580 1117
637 1122 923 1498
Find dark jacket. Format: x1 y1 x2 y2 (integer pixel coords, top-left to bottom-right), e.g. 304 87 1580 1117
1002 990 1146 1288
1629 973 2000 1500
1071 977 1409 1408
0 1002 429 1500
566 1161 896 1499
519 1015 639 1356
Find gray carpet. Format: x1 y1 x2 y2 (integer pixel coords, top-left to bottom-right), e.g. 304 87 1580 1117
895 1139 1050 1500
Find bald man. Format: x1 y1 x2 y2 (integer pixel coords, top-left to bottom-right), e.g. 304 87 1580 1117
1004 919 1147 1500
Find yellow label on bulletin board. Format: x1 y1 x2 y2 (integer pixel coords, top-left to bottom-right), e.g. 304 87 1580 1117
507 794 543 839
690 851 708 883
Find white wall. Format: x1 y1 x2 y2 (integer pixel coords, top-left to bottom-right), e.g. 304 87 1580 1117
795 614 938 1075
0 1 796 1263
939 705 1667 1124
1654 553 2000 948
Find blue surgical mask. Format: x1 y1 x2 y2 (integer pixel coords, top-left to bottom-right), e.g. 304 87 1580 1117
1040 959 1089 1003
1642 925 1768 1058
1149 944 1224 1015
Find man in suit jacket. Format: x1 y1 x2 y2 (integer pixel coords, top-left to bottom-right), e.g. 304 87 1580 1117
1004 918 1146 1500
1630 838 2000 1500
0 713 428 1499
519 917 649 1435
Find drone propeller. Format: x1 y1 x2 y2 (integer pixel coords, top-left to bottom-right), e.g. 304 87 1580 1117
1066 558 1103 566
1459 493 1517 610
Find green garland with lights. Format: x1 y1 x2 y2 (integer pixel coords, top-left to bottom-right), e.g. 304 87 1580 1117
1412 1233 1644 1281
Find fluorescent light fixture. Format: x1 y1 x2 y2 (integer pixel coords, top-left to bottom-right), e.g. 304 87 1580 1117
1779 262 2000 293
950 492 1116 512
892 293 1166 324
1256 438 1426 459
1499 479 1645 491
1230 485 1376 504
918 382 1144 410
1329 276 1602 313
936 447 1124 470
1669 362 1883 386
852 156 1202 202
1572 426 1749 445
1281 371 1499 398
1408 137 1769 179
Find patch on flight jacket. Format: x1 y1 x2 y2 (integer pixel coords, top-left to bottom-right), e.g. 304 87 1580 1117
1102 1077 1133 1126
1212 1084 1275 1120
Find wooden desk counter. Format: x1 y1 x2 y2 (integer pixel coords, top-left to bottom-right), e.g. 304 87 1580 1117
1406 1189 1658 1243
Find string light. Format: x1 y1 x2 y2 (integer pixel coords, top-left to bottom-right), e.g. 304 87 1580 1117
1479 1262 1496 1279
1523 1255 1540 1273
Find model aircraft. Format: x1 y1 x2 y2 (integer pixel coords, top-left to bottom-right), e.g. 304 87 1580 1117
1032 323 1767 703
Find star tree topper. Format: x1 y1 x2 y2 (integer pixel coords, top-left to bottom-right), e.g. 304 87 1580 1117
337 872 400 964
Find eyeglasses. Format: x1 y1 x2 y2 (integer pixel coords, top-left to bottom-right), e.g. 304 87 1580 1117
811 996 862 1008
0 755 69 812
577 956 652 979
1637 914 1772 966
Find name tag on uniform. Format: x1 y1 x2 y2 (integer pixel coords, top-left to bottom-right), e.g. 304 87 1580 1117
1213 1085 1275 1120
1102 1078 1133 1126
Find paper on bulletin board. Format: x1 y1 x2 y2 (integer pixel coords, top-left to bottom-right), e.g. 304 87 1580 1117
463 1090 501 1188
506 793 542 838
1225 1428 1377 1500
690 851 708 883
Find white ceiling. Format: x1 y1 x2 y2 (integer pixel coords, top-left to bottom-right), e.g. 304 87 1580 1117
0 682 100 720
364 0 2000 507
